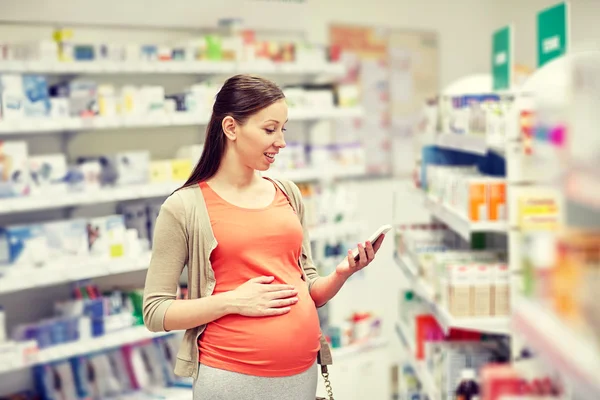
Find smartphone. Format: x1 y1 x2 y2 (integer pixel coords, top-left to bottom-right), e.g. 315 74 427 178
351 224 392 261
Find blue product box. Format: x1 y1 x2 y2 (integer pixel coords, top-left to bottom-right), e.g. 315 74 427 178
22 75 51 117
0 223 48 266
44 218 89 261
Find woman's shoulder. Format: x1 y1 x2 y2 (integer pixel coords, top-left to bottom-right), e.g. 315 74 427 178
272 178 301 198
162 184 201 217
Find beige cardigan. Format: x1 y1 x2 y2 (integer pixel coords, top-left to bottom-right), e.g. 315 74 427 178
142 178 333 379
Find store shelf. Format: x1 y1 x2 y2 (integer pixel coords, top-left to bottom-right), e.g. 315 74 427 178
0 218 352 295
0 252 152 295
395 252 510 335
309 221 361 241
0 325 173 374
424 194 507 240
434 133 506 155
395 322 439 399
512 298 600 399
435 133 489 155
565 164 600 212
0 107 363 136
265 165 367 183
0 182 182 216
0 60 346 76
331 336 388 360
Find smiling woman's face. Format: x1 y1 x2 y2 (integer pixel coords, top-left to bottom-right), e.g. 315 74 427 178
226 98 289 171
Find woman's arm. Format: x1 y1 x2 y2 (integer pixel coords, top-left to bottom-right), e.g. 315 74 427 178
143 196 236 331
143 194 298 332
288 180 384 307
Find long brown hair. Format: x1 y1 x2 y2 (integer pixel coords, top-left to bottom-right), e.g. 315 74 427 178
179 74 285 190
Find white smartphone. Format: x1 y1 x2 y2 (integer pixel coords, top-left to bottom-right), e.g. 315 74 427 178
351 224 392 261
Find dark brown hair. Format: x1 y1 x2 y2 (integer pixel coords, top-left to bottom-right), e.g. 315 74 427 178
179 74 285 189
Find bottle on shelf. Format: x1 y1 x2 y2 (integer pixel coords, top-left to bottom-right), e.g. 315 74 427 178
456 368 480 400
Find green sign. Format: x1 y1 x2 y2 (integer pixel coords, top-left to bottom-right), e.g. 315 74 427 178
492 26 511 90
537 2 569 67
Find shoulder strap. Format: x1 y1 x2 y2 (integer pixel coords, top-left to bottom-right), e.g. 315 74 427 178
266 177 302 220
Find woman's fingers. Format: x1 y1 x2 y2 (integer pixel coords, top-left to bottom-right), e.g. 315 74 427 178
372 234 385 252
269 297 299 308
268 289 298 300
365 240 375 261
357 243 367 266
263 307 291 316
347 249 356 269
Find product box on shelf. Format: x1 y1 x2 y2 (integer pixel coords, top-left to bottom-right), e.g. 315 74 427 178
149 160 172 183
28 153 69 195
170 158 192 182
44 219 89 262
22 74 51 117
120 202 151 242
86 215 126 259
109 151 151 186
50 80 98 118
0 140 30 197
97 84 118 117
0 223 48 267
147 200 163 243
0 74 25 120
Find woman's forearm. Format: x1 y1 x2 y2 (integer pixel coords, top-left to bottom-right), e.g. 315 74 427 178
163 292 235 331
309 270 350 307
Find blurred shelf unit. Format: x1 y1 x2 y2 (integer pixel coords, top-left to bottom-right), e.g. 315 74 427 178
0 106 364 136
512 298 600 399
394 252 510 336
0 60 346 76
395 322 439 399
0 325 174 374
0 252 153 295
0 182 183 215
0 164 370 217
0 325 386 376
423 194 508 241
0 220 358 295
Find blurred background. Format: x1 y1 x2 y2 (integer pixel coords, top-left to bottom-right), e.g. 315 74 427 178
0 0 598 399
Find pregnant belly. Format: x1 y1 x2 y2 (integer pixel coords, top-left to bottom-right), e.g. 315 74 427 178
199 292 321 377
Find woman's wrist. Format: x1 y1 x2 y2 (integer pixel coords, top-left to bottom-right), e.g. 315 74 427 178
333 266 352 282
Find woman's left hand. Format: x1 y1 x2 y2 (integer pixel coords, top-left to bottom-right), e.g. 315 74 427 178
335 234 386 279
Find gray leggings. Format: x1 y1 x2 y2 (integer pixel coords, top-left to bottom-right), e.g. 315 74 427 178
193 361 318 400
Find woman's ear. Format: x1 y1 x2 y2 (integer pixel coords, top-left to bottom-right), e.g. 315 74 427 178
222 116 237 141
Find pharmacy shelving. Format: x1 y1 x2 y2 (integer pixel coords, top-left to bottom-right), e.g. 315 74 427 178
331 336 389 361
394 252 510 335
0 325 175 374
0 182 183 215
0 106 364 136
512 298 600 399
309 221 362 241
0 220 358 295
394 322 439 399
434 132 489 155
0 252 153 295
0 165 368 216
423 194 508 241
0 60 346 76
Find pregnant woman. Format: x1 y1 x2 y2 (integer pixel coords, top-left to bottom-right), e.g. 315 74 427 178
143 74 385 400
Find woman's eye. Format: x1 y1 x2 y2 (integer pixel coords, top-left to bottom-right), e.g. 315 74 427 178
265 129 276 134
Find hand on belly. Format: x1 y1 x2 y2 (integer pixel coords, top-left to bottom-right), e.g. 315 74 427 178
226 275 301 317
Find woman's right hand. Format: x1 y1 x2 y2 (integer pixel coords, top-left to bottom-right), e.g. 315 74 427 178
228 276 298 317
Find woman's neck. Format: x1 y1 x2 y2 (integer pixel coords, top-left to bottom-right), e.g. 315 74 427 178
210 146 259 189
